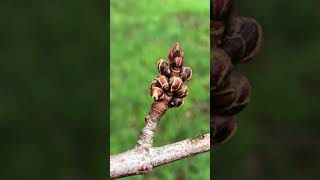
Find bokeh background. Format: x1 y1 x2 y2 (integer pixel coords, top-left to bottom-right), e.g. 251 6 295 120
110 0 210 179
0 0 106 179
214 0 320 179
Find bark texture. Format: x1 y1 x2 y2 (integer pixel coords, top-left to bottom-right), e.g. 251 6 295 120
110 133 210 179
136 100 168 148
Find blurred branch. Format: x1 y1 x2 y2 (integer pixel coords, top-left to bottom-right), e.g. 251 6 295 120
110 133 210 179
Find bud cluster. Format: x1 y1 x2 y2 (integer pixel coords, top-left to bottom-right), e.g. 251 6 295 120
211 0 262 144
150 43 192 108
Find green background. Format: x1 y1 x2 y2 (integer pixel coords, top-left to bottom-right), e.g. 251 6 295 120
110 0 210 179
214 0 320 180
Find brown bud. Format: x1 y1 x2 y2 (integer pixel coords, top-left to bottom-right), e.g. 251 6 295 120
150 80 158 88
211 72 251 115
156 75 169 91
168 43 184 62
169 57 184 76
168 97 184 108
180 66 192 81
174 84 189 98
210 0 234 45
171 56 183 68
169 76 183 93
223 17 262 64
150 87 165 101
211 84 236 109
157 59 171 77
211 0 234 21
170 66 181 76
211 48 233 91
211 115 237 144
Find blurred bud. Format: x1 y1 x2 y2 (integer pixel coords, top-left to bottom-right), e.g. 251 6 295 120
211 84 236 110
211 115 237 144
211 0 234 21
223 17 262 64
211 71 252 115
211 20 225 46
211 48 233 91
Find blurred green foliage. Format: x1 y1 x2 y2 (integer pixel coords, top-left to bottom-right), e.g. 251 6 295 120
110 0 210 179
214 0 320 179
0 0 106 179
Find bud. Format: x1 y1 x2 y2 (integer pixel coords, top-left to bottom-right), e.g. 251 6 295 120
150 87 165 101
211 0 234 21
168 43 184 61
211 115 237 144
150 80 158 89
174 84 189 98
180 66 192 81
157 59 171 77
170 66 182 76
211 72 252 115
169 76 183 93
168 97 184 108
156 75 169 91
211 48 233 91
223 17 262 64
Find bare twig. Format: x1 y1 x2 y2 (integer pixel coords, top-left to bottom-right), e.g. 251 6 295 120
110 133 210 179
136 99 168 148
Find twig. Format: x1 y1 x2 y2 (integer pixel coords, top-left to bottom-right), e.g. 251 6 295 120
136 99 168 148
110 133 210 179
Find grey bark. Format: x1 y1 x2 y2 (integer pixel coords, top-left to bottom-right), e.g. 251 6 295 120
110 133 210 179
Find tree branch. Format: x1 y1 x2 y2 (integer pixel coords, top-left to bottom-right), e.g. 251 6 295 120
110 133 210 179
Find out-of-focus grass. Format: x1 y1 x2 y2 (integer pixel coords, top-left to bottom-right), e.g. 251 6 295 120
110 0 209 179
